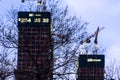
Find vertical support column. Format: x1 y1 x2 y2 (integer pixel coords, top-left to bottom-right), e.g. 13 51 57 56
42 0 46 12
37 0 46 12
37 0 42 12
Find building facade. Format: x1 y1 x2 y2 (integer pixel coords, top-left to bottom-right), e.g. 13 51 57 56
77 54 105 80
17 12 53 80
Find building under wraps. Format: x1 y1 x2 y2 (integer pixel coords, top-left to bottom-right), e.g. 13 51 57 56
77 54 105 80
17 12 53 80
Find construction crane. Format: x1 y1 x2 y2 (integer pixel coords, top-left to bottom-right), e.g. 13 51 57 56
21 0 46 12
80 27 104 54
80 27 104 45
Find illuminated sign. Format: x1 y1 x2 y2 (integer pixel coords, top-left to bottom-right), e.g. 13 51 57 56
87 58 101 62
79 55 105 68
18 12 51 27
18 18 49 23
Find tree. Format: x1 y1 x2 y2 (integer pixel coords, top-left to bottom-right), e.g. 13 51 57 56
0 47 16 80
0 0 88 79
105 59 120 80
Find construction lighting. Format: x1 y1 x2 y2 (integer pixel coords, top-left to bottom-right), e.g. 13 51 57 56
37 1 41 6
85 43 89 47
94 44 98 48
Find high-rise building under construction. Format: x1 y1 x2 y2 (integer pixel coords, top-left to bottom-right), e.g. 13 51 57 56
77 54 105 80
17 12 53 80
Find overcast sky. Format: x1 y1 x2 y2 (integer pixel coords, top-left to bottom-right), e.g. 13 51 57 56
65 0 120 64
0 0 120 64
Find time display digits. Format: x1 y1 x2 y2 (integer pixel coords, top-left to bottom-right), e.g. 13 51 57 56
18 12 50 26
18 18 49 23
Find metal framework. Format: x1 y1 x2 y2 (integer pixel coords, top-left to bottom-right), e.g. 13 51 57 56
80 27 104 54
21 0 46 12
80 27 104 45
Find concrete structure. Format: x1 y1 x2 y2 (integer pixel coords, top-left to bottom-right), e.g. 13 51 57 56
17 12 53 80
77 54 105 80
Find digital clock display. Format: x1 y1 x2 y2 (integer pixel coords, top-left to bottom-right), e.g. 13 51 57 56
18 12 51 27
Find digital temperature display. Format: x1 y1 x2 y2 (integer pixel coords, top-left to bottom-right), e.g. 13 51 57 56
18 12 51 27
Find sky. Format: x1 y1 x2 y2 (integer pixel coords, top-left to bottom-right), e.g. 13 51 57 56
0 0 120 64
0 0 120 80
65 0 120 64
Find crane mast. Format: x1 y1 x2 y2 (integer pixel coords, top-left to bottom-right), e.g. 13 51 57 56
37 0 46 12
21 0 46 12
